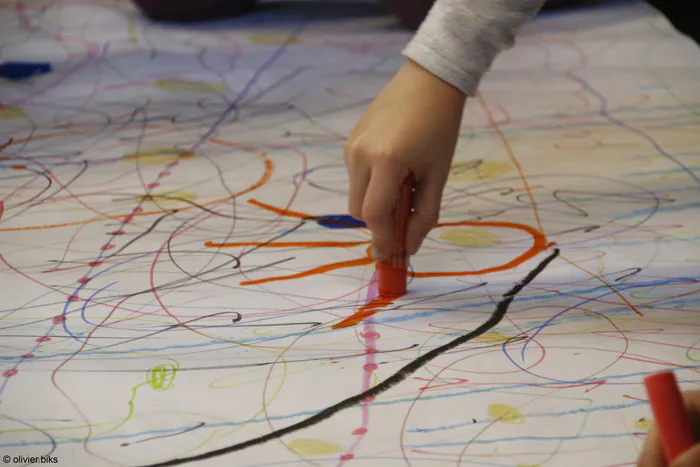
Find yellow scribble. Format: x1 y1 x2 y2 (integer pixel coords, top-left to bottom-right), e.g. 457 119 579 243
474 332 510 344
449 160 511 181
122 147 196 165
248 33 301 46
440 228 500 247
154 79 228 94
128 19 138 45
635 417 652 431
288 439 342 456
144 190 198 207
0 107 26 120
488 403 525 424
147 363 178 391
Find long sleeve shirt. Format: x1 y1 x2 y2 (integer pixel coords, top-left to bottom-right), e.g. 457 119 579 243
403 0 547 95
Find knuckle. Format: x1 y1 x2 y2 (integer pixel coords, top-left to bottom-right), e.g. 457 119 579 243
344 137 367 160
373 148 400 167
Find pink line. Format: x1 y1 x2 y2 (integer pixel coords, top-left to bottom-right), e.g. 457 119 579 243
337 272 379 465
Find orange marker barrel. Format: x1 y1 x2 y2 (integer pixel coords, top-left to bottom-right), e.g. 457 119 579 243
377 172 415 297
643 371 696 462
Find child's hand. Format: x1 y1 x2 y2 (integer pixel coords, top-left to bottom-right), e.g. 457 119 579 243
638 390 700 467
344 59 466 261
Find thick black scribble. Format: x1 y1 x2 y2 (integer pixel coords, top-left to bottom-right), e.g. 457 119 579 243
138 248 560 467
122 423 206 447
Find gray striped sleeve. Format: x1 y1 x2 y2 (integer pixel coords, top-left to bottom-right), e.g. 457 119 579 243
403 0 546 95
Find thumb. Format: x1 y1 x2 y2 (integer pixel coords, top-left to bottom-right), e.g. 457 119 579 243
671 444 700 467
405 172 444 255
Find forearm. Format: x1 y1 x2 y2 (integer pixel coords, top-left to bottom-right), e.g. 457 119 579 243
403 0 546 96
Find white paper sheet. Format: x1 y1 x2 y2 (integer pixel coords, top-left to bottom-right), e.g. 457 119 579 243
1 1 699 466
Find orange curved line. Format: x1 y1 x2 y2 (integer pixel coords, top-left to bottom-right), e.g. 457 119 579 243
332 296 394 329
0 158 274 232
205 240 368 248
411 220 551 278
240 257 372 286
247 199 310 219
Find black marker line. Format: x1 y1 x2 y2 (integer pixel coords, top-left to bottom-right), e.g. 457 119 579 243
138 248 560 467
109 210 178 257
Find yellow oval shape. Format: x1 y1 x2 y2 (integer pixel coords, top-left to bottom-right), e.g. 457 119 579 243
635 417 652 431
249 33 301 46
440 228 500 247
488 403 525 424
123 147 196 165
147 364 178 391
449 160 511 181
288 439 341 456
474 332 510 344
0 106 26 120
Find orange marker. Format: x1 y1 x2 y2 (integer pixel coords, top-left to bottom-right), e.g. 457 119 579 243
643 371 696 463
377 172 415 297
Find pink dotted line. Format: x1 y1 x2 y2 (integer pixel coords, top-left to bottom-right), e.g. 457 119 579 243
2 158 178 383
338 273 381 464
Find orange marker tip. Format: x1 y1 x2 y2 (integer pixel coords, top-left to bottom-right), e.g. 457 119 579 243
376 262 406 298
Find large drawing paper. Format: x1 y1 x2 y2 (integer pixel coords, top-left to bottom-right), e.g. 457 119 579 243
1 1 699 466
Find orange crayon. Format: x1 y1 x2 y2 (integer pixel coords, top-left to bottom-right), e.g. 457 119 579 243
377 172 415 298
644 371 696 463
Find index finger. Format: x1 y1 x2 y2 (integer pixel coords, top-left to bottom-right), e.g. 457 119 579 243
638 425 665 467
361 161 409 261
638 390 700 467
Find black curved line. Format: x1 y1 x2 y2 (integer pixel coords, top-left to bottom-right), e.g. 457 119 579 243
138 248 560 467
552 190 589 217
611 267 642 283
1 414 57 459
42 160 88 202
4 167 52 209
91 311 243 352
109 210 178 257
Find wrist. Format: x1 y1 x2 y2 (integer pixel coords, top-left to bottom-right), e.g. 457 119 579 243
400 59 467 104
